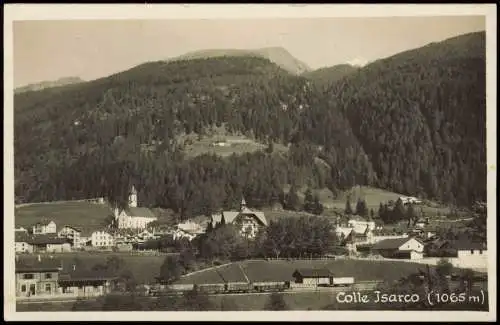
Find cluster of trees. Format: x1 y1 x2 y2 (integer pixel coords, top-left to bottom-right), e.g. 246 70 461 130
376 198 423 225
15 32 486 211
261 216 336 259
344 196 371 218
154 215 338 284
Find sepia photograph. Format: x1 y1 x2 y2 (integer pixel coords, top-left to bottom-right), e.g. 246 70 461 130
4 4 497 322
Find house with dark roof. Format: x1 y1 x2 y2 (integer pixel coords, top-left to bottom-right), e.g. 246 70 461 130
371 237 424 260
442 239 487 258
15 256 63 298
210 197 268 238
292 268 333 286
113 186 157 229
27 235 72 253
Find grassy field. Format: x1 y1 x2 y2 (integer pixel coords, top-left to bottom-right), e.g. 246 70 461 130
175 259 440 285
15 201 113 234
17 252 166 284
261 209 318 223
281 185 452 217
179 125 288 158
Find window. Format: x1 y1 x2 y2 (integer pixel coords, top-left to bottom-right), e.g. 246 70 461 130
45 284 51 292
471 249 474 254
480 250 483 254
23 273 34 279
45 273 52 279
21 284 26 292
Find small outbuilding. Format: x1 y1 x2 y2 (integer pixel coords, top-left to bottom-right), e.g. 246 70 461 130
292 268 333 286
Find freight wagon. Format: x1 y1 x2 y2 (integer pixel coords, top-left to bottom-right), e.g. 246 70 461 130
148 281 291 296
331 277 355 287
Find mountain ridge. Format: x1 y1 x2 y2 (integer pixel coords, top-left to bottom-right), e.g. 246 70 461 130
170 46 311 75
13 31 486 213
15 76 85 94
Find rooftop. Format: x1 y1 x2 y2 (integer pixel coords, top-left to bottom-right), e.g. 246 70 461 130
292 268 333 278
58 268 118 282
211 209 268 227
372 237 420 250
124 207 156 218
15 258 62 273
446 239 486 251
25 234 71 245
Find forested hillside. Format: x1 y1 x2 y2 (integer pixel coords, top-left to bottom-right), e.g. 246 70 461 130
306 31 486 206
302 64 359 88
14 31 486 217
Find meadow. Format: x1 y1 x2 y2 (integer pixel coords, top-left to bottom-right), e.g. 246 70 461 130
176 124 284 159
15 201 112 234
281 185 452 217
175 259 440 285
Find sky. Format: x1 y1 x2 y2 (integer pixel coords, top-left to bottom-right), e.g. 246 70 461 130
13 16 485 88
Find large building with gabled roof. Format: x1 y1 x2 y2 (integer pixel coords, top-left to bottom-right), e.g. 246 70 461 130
113 186 157 229
210 197 268 238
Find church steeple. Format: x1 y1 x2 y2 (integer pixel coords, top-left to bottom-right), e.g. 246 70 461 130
128 185 137 208
240 197 247 212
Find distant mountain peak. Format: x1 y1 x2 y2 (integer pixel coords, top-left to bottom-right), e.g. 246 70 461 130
15 76 85 94
171 47 311 75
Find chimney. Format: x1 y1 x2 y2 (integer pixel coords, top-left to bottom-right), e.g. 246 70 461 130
37 255 41 262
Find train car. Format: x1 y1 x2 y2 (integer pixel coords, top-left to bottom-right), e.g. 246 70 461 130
169 283 195 292
225 282 252 293
252 281 290 292
196 283 226 294
331 277 355 287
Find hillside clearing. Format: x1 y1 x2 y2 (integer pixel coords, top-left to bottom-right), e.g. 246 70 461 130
282 185 452 217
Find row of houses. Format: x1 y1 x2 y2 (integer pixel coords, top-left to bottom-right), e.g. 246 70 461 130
334 214 487 261
15 224 166 253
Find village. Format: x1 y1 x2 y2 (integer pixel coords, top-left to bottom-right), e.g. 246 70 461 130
14 185 488 302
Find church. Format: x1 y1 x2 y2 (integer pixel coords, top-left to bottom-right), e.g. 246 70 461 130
113 186 157 229
210 198 268 238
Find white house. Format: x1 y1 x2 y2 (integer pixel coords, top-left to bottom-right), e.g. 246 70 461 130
32 221 57 235
210 198 267 238
91 231 114 248
399 196 422 205
114 186 157 229
172 229 198 242
347 217 376 232
15 233 33 253
371 237 424 260
177 220 205 234
58 226 82 248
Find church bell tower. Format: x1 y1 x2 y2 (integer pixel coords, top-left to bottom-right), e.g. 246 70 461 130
240 197 247 212
128 185 138 208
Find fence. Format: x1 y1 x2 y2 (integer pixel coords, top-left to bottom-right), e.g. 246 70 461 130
351 256 488 272
263 256 338 261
